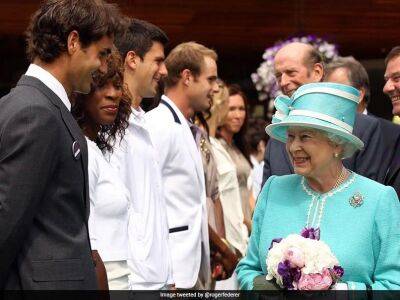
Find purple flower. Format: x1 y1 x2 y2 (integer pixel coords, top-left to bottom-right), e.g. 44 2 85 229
291 267 302 282
300 227 320 240
269 237 282 250
332 265 344 278
277 260 290 276
277 260 302 290
278 260 294 289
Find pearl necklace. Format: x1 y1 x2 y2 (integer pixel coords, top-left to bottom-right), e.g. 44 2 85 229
302 167 355 229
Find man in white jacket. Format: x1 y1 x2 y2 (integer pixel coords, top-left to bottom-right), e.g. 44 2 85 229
145 42 219 289
110 18 173 289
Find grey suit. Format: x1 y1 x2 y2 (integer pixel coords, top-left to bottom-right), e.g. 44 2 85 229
262 113 386 186
0 76 97 289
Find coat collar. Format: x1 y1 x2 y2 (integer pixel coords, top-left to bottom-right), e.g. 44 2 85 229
161 95 205 187
25 64 71 111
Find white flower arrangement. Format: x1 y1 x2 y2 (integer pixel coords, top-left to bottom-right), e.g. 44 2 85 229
266 234 343 290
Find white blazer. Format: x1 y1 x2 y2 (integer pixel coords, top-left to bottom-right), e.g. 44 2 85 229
145 95 210 288
108 108 173 289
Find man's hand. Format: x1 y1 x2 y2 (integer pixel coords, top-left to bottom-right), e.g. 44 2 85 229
209 226 239 280
92 250 109 291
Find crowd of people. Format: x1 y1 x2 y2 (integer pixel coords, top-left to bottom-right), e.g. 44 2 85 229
1 0 400 293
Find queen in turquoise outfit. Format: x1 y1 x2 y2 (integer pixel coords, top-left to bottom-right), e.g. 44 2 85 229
236 82 400 291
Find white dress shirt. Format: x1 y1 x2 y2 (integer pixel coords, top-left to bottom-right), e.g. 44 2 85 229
249 155 264 199
87 137 130 262
109 107 173 289
25 64 71 111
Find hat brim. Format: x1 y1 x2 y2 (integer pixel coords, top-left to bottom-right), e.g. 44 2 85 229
265 115 364 154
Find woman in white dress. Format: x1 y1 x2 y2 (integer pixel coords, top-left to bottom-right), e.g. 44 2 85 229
217 85 253 232
207 80 249 289
72 51 132 290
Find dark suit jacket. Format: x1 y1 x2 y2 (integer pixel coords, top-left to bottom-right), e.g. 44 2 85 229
379 117 400 197
262 113 386 187
0 76 97 289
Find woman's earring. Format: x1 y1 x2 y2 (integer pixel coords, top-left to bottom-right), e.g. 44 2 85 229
334 153 339 158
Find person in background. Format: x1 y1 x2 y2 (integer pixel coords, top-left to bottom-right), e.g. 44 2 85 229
195 111 225 239
324 56 370 113
218 84 252 232
207 80 249 289
72 50 132 289
195 101 239 286
325 56 400 197
383 46 400 198
246 118 269 202
112 17 174 290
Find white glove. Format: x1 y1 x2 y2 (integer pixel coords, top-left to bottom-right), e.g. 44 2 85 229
333 282 348 290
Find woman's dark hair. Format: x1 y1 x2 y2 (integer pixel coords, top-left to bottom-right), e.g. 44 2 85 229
223 84 252 165
246 118 269 155
26 0 121 63
72 50 131 152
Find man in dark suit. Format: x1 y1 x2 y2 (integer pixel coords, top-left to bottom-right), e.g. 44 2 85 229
324 56 400 196
262 42 384 187
383 46 400 197
0 0 119 289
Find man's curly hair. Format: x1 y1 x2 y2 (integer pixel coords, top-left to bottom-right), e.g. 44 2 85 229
72 50 131 153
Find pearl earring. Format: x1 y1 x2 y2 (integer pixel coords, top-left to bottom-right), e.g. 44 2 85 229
334 153 339 158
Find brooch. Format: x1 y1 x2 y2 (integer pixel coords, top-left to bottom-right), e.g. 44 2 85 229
349 192 364 208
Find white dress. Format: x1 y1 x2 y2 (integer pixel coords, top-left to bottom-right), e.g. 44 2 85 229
210 137 249 289
86 137 131 290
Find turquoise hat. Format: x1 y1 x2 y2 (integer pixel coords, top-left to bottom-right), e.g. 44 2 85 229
265 82 364 156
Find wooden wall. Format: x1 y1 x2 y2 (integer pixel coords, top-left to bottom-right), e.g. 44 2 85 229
1 0 399 118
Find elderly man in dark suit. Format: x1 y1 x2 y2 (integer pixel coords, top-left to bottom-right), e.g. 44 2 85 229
0 0 119 289
325 56 400 197
262 42 384 187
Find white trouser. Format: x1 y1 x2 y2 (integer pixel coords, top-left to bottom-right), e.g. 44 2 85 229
104 260 130 290
214 272 239 290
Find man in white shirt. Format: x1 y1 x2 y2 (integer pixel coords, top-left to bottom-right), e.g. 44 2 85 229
145 42 219 289
111 18 173 289
0 0 118 289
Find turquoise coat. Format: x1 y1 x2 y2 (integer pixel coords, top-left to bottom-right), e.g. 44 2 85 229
236 173 400 290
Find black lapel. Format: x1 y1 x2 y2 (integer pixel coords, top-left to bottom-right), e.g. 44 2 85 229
17 76 90 220
386 155 400 185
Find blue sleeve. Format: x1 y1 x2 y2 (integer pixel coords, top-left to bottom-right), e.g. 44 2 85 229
236 175 276 290
371 186 400 290
347 186 400 291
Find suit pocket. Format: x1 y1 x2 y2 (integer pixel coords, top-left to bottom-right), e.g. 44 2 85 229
32 259 84 282
169 225 189 233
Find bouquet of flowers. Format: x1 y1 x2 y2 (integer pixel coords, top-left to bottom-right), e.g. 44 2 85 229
266 229 344 290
